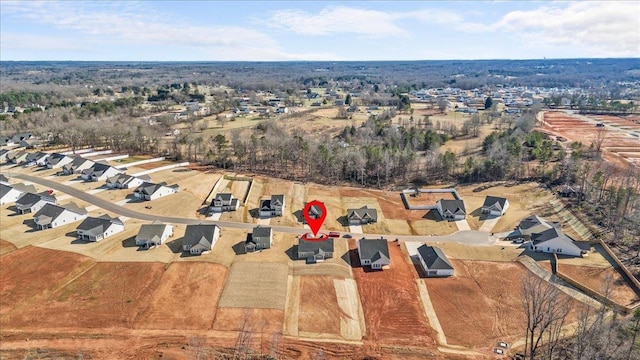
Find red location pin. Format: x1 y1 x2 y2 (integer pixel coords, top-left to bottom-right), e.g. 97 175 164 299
303 200 327 238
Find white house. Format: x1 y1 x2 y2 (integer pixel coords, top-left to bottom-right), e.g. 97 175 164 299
417 245 455 277
209 193 239 213
133 182 179 201
529 227 590 257
135 221 173 248
182 224 220 255
61 157 94 175
76 215 125 242
481 196 509 216
106 174 150 189
33 202 88 230
46 153 74 169
357 238 390 270
80 162 123 182
259 194 285 218
0 183 36 205
436 199 466 221
14 192 57 214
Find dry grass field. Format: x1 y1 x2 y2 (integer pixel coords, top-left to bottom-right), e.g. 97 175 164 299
557 264 640 307
218 262 289 309
134 262 228 330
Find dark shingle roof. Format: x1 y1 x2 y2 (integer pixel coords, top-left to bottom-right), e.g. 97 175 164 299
438 199 466 215
482 196 507 210
347 206 378 221
358 238 390 261
417 245 454 270
136 222 170 242
271 195 285 206
298 238 334 254
182 224 219 247
76 215 123 236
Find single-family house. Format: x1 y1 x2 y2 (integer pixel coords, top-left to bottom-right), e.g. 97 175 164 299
259 195 285 218
515 215 560 238
76 215 125 242
529 227 589 257
106 174 151 189
182 224 220 255
481 196 509 216
33 202 88 230
0 183 36 205
135 221 174 248
24 152 49 167
298 238 334 263
80 162 122 182
46 153 74 169
346 206 378 225
0 149 14 163
11 133 33 143
245 226 273 252
61 157 94 175
304 204 323 223
7 150 28 164
209 193 240 213
0 173 9 185
0 136 13 147
357 238 390 269
19 139 45 149
417 245 455 277
14 192 57 214
436 199 466 220
133 181 178 201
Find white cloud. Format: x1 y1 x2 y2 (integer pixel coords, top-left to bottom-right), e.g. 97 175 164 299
266 5 482 38
494 1 640 57
1 32 89 52
1 0 333 60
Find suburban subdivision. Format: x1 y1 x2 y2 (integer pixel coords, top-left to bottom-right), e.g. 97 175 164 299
1 57 639 360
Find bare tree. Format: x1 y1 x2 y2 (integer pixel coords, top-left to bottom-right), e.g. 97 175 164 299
521 273 571 359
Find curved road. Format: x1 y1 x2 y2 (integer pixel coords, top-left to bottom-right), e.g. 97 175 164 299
7 172 496 245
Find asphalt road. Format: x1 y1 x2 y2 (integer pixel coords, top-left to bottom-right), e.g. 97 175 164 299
7 172 497 245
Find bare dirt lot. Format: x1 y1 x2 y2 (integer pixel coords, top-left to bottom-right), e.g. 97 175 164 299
0 246 96 317
2 260 165 329
0 239 17 256
557 264 640 307
134 262 228 330
402 190 456 209
349 239 435 347
426 259 582 350
298 276 342 336
212 308 284 334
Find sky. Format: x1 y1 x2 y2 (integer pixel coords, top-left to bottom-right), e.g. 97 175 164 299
1 1 638 61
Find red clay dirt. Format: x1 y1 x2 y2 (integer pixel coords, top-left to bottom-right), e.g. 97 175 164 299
557 264 640 307
349 239 435 347
0 239 17 256
0 246 96 317
298 275 342 335
212 308 285 334
3 261 165 329
134 262 228 330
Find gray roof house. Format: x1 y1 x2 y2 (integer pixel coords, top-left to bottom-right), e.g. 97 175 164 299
481 196 509 216
45 153 74 169
135 221 174 248
209 193 239 213
80 162 122 182
298 238 334 263
245 226 273 252
106 174 150 189
0 183 36 205
516 215 560 237
14 192 57 214
259 195 285 218
0 173 9 185
417 245 455 277
133 181 178 201
61 156 95 175
76 215 125 242
530 227 589 257
24 151 50 166
33 202 88 230
436 199 466 220
347 206 378 225
182 224 221 255
357 238 390 270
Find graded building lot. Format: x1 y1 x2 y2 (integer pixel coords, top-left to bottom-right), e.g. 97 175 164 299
0 247 96 317
3 262 166 329
426 259 583 350
349 239 435 347
0 239 17 256
556 264 640 307
212 308 285 334
306 185 346 231
297 276 342 337
340 195 389 234
134 262 228 330
218 262 289 309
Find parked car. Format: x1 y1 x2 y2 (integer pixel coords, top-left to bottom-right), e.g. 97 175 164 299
343 234 352 238
328 231 341 238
